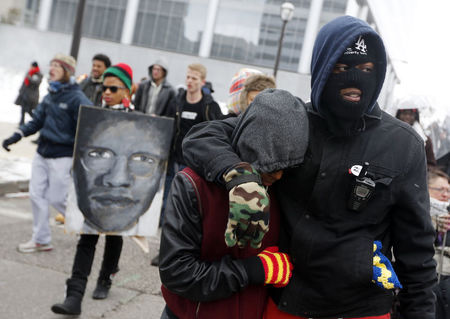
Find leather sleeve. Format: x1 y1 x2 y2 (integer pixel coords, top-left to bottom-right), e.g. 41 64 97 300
159 172 260 302
133 82 145 112
182 117 242 182
391 141 437 319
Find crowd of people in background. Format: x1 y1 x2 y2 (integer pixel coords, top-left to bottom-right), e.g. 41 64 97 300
1 14 450 319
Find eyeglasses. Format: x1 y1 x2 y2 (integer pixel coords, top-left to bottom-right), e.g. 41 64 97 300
81 147 160 177
430 187 450 194
102 85 127 93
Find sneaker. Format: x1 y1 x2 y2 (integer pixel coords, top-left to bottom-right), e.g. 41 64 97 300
17 240 53 253
55 213 65 224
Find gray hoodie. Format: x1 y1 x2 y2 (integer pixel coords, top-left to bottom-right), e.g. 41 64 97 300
231 88 309 173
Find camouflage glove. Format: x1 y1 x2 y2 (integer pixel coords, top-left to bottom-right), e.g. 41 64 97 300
223 162 270 249
372 241 402 289
257 246 293 287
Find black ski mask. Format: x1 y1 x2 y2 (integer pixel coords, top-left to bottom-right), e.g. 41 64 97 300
321 35 378 122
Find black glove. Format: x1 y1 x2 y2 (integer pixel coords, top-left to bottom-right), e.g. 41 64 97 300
2 132 22 151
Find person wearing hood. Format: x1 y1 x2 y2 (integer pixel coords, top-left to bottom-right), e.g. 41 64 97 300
159 89 307 319
2 53 93 253
133 58 176 116
15 61 43 125
395 107 437 166
181 16 436 318
79 53 111 106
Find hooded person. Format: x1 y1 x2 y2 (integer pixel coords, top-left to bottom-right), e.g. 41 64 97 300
180 15 437 318
133 57 176 116
2 53 93 254
159 89 308 319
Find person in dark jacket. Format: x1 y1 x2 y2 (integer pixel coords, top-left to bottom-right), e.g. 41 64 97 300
51 63 135 316
133 58 176 115
151 63 223 266
15 61 43 125
79 53 111 106
2 53 93 253
159 89 307 319
181 16 437 319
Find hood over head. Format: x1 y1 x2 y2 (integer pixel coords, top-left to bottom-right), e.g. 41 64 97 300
310 16 386 119
231 89 309 173
149 57 169 78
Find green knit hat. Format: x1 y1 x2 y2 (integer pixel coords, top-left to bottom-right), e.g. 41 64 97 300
103 63 133 93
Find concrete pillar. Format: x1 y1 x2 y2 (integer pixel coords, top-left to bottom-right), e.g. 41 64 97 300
358 4 369 21
345 0 360 16
36 0 53 31
199 0 220 58
298 0 324 74
121 0 140 45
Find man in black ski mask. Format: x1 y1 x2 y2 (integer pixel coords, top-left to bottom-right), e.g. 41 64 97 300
320 34 379 135
180 16 437 318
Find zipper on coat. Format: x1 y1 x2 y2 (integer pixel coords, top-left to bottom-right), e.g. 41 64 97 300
195 302 201 318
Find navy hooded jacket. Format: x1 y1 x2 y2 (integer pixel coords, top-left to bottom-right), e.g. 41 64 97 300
20 82 92 158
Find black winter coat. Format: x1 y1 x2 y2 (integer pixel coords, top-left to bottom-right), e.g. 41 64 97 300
181 103 437 319
15 71 42 111
79 77 103 106
169 90 223 165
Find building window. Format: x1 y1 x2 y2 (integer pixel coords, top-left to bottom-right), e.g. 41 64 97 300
319 0 347 31
133 0 209 55
23 0 40 27
210 0 309 72
48 0 126 42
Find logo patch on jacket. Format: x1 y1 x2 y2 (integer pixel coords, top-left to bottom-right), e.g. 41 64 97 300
59 103 68 110
181 111 198 120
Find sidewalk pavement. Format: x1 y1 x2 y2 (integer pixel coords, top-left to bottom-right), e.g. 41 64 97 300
0 121 167 318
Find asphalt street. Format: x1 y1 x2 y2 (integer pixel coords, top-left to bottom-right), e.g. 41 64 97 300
0 121 166 319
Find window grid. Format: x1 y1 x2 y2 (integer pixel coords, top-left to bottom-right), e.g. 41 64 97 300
48 0 126 42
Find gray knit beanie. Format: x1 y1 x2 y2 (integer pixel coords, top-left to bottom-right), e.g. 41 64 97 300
231 88 309 173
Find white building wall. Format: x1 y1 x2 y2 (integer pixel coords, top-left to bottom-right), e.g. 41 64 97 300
0 24 311 105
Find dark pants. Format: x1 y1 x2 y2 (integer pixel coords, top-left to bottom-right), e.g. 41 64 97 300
434 275 450 319
159 158 185 227
70 234 123 291
19 106 33 125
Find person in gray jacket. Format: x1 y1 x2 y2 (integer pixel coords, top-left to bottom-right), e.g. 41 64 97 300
79 54 111 106
133 58 176 116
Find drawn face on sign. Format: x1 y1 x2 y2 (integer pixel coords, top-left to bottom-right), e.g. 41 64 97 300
73 108 172 232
